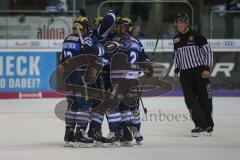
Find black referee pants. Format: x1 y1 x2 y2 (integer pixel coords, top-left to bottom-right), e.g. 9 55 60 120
180 66 214 129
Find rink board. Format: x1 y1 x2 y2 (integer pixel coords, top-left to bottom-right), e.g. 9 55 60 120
0 39 240 99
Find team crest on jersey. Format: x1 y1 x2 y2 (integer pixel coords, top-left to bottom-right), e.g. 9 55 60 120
173 37 180 44
189 36 194 41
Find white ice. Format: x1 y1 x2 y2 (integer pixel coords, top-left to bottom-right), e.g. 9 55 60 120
0 97 240 160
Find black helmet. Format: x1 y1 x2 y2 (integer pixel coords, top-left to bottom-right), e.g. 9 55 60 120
73 16 90 29
175 13 190 24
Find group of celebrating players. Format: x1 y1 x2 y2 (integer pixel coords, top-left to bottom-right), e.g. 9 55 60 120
60 10 153 148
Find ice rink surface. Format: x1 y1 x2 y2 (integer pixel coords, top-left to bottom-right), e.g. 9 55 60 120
0 97 240 160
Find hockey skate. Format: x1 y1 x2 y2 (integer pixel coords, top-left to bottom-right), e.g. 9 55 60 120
88 127 113 147
206 127 213 136
74 129 94 148
120 126 133 147
191 127 207 137
104 132 121 147
133 131 143 145
64 127 75 147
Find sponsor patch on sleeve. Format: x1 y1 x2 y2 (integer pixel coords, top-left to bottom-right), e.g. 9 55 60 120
173 37 180 44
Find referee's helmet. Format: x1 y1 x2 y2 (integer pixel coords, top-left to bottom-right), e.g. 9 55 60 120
175 13 190 24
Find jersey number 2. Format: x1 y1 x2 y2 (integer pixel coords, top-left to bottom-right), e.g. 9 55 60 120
130 51 137 64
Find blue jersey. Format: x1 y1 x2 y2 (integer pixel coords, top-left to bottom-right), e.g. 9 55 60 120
61 33 105 87
61 33 90 62
61 33 105 63
108 34 149 64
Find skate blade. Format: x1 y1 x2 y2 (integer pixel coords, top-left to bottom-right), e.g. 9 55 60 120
103 141 120 148
64 141 74 147
191 131 207 137
135 141 143 145
206 132 213 137
74 142 94 148
120 141 133 147
94 141 104 147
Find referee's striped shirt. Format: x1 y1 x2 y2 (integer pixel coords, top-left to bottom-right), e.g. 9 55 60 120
173 29 213 73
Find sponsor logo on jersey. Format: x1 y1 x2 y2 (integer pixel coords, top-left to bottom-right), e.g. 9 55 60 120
66 36 79 41
173 37 180 44
63 42 80 50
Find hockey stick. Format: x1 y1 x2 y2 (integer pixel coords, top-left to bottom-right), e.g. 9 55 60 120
138 31 160 114
150 31 160 61
77 26 85 48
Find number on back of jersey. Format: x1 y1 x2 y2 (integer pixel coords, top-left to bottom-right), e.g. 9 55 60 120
130 51 137 64
60 51 72 62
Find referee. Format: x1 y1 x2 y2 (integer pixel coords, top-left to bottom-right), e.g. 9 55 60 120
173 13 214 137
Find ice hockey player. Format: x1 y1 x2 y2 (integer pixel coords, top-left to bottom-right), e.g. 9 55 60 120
61 16 102 148
106 17 153 146
86 10 120 146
